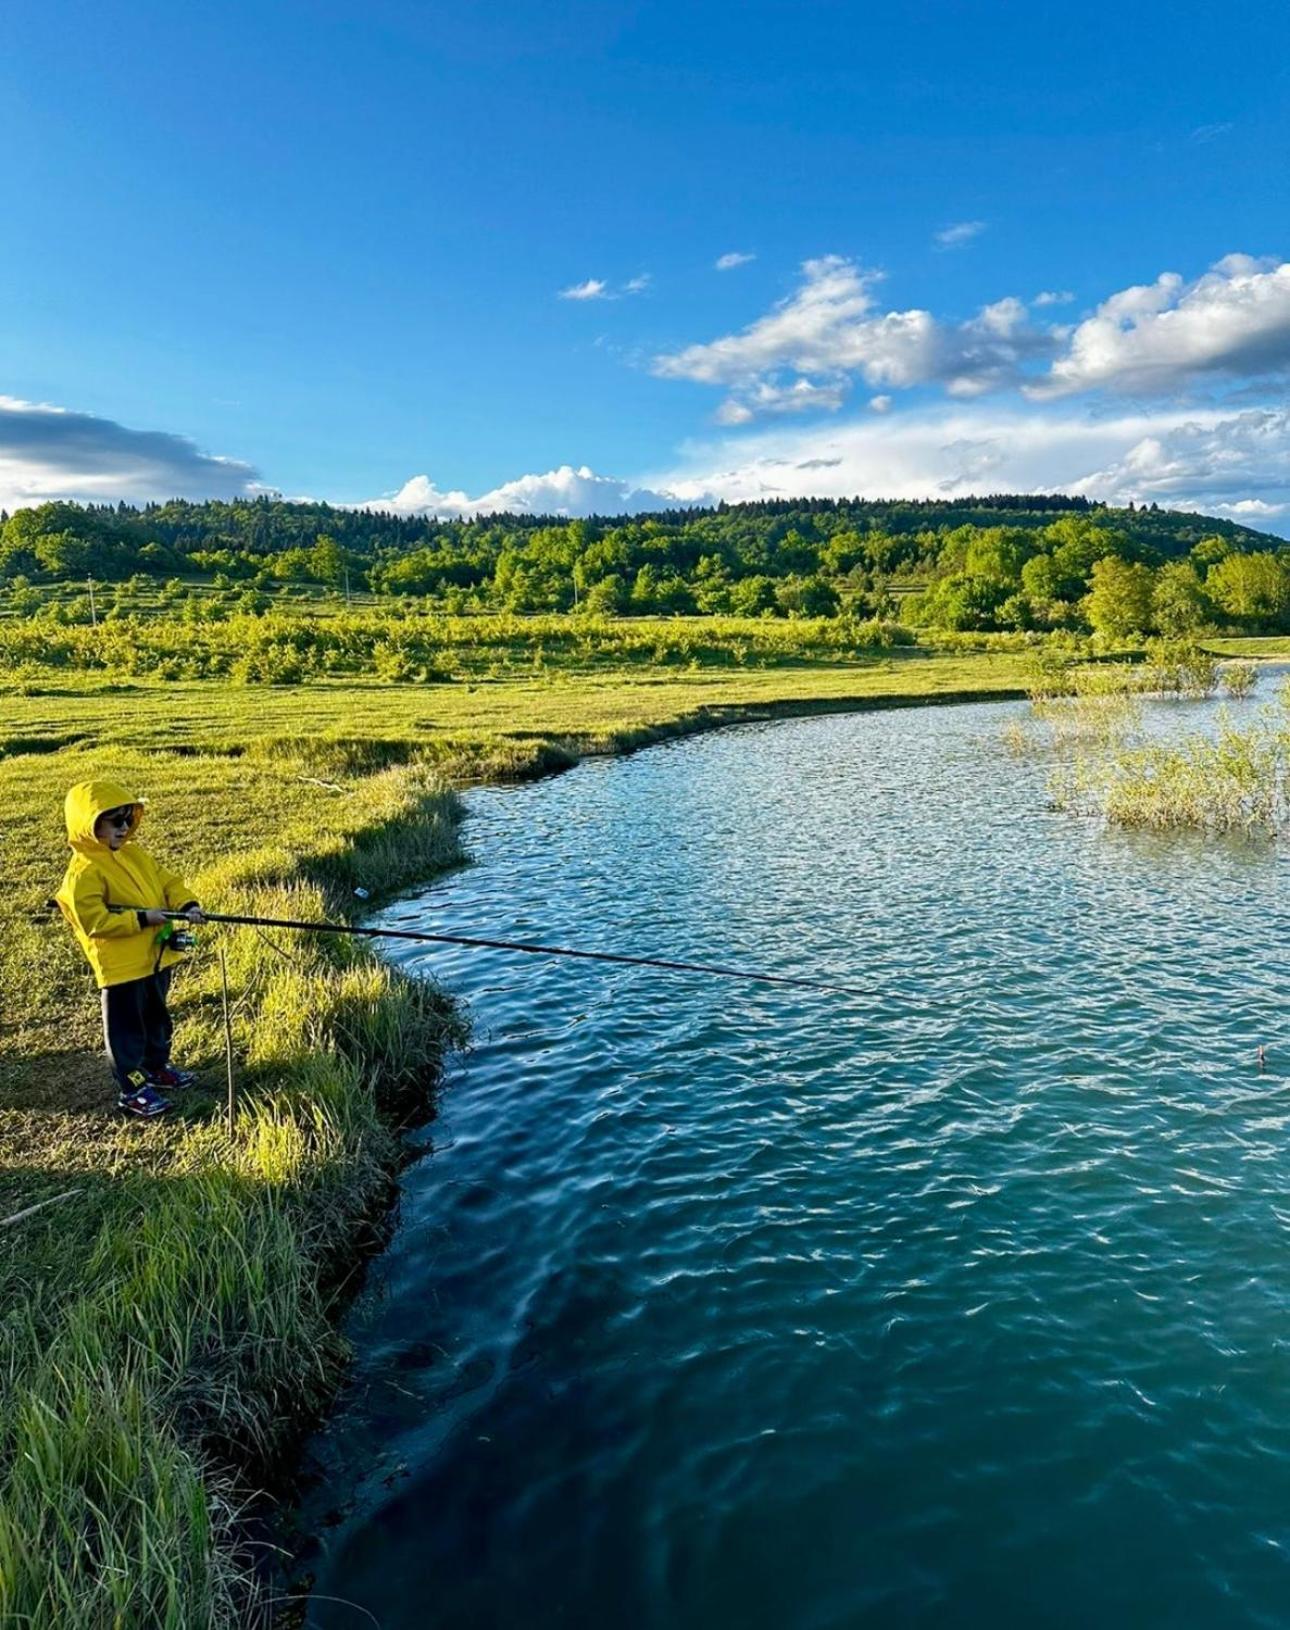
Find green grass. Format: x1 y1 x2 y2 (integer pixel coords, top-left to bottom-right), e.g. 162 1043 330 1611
2 623 1287 1625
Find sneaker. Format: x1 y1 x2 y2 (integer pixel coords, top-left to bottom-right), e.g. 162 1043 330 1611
118 1083 172 1118
149 1064 198 1091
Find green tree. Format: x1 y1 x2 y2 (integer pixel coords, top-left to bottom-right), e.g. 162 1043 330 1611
310 534 347 588
1205 552 1290 626
1151 562 1214 636
629 564 662 611
916 571 1011 631
583 574 627 614
1189 535 1234 575
775 574 840 617
1084 556 1156 639
729 575 778 616
34 531 95 578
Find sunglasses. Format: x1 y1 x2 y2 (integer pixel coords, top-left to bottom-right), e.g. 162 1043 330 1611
103 808 135 827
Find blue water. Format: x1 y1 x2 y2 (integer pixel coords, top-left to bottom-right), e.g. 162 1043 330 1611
301 687 1289 1629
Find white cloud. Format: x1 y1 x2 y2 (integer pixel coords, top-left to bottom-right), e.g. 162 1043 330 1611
1214 497 1286 518
559 274 650 301
715 251 756 271
935 220 986 249
652 256 1049 416
645 403 1290 530
359 464 694 519
652 251 1290 420
869 395 892 413
0 394 261 511
1034 254 1290 397
654 256 885 384
715 377 849 425
559 278 610 301
368 407 1290 529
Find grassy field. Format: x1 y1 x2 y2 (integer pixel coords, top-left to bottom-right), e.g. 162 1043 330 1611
2 627 1285 1625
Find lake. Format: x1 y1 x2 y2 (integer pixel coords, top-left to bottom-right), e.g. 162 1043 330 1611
301 682 1289 1629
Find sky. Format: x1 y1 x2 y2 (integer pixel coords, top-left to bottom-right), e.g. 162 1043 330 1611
3 0 1290 529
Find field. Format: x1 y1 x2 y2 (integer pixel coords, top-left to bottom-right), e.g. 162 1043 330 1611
1 620 1284 1625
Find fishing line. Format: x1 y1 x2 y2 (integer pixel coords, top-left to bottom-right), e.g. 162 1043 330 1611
154 908 872 998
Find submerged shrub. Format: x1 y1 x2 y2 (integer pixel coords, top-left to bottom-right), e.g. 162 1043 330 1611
1221 660 1258 700
1051 707 1289 835
1144 640 1218 698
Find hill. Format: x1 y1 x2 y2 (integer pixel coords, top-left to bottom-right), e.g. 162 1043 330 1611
1 493 1286 633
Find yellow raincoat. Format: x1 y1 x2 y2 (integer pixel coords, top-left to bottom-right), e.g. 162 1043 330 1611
55 780 198 988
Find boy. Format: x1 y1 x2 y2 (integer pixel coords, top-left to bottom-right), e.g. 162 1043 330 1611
56 779 205 1118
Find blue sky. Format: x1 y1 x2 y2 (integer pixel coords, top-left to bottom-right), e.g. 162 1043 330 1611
3 0 1290 526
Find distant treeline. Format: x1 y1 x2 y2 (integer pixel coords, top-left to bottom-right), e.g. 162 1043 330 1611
1 493 1287 633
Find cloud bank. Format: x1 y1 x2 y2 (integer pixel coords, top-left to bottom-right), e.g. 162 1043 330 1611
360 464 697 519
653 253 1290 423
650 403 1290 524
8 252 1290 533
1032 254 1290 397
361 404 1290 527
652 256 1052 420
0 395 261 512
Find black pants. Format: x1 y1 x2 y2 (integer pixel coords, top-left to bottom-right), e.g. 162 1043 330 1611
101 970 173 1092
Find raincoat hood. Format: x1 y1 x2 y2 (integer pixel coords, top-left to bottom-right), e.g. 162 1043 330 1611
64 780 146 854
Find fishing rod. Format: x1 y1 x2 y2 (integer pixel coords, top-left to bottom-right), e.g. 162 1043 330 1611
152 908 869 998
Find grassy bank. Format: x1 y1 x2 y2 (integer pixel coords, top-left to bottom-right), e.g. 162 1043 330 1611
2 631 1286 1624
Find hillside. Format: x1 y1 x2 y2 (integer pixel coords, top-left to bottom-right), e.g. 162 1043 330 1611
1 493 1286 634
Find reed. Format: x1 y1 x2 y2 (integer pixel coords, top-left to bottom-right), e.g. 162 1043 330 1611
1050 705 1289 835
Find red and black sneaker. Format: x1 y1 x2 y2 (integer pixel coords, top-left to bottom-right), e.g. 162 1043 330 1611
149 1064 198 1091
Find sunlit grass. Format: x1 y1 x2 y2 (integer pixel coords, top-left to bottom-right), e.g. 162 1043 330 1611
3 624 1287 1623
0 629 1061 1625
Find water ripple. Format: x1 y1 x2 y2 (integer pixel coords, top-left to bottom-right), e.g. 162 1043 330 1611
302 689 1289 1629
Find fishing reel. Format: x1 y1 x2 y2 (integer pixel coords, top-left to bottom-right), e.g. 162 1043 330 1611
156 919 198 953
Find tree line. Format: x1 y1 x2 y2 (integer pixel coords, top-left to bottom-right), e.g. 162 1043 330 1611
1 494 1286 633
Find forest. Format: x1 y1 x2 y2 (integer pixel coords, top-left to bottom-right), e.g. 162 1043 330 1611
1 492 1287 636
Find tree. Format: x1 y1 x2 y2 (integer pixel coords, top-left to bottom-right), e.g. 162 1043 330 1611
1189 535 1234 574
915 571 1011 631
1151 562 1214 636
1084 556 1156 639
962 526 1036 586
629 564 662 611
310 534 347 588
1205 552 1290 626
583 574 627 614
775 574 839 617
0 509 45 579
728 575 778 616
34 531 96 578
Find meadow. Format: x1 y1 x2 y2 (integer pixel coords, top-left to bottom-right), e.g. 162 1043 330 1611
2 614 1285 1625
0 617 1050 1627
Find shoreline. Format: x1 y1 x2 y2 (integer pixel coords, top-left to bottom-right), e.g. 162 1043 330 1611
273 679 1035 1615
3 646 1272 1626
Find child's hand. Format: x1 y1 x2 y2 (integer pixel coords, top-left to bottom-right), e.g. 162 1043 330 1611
142 909 168 928
184 906 205 925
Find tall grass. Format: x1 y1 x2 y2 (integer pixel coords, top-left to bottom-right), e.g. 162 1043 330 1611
1029 651 1290 835
0 769 467 1627
1056 707 1290 836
